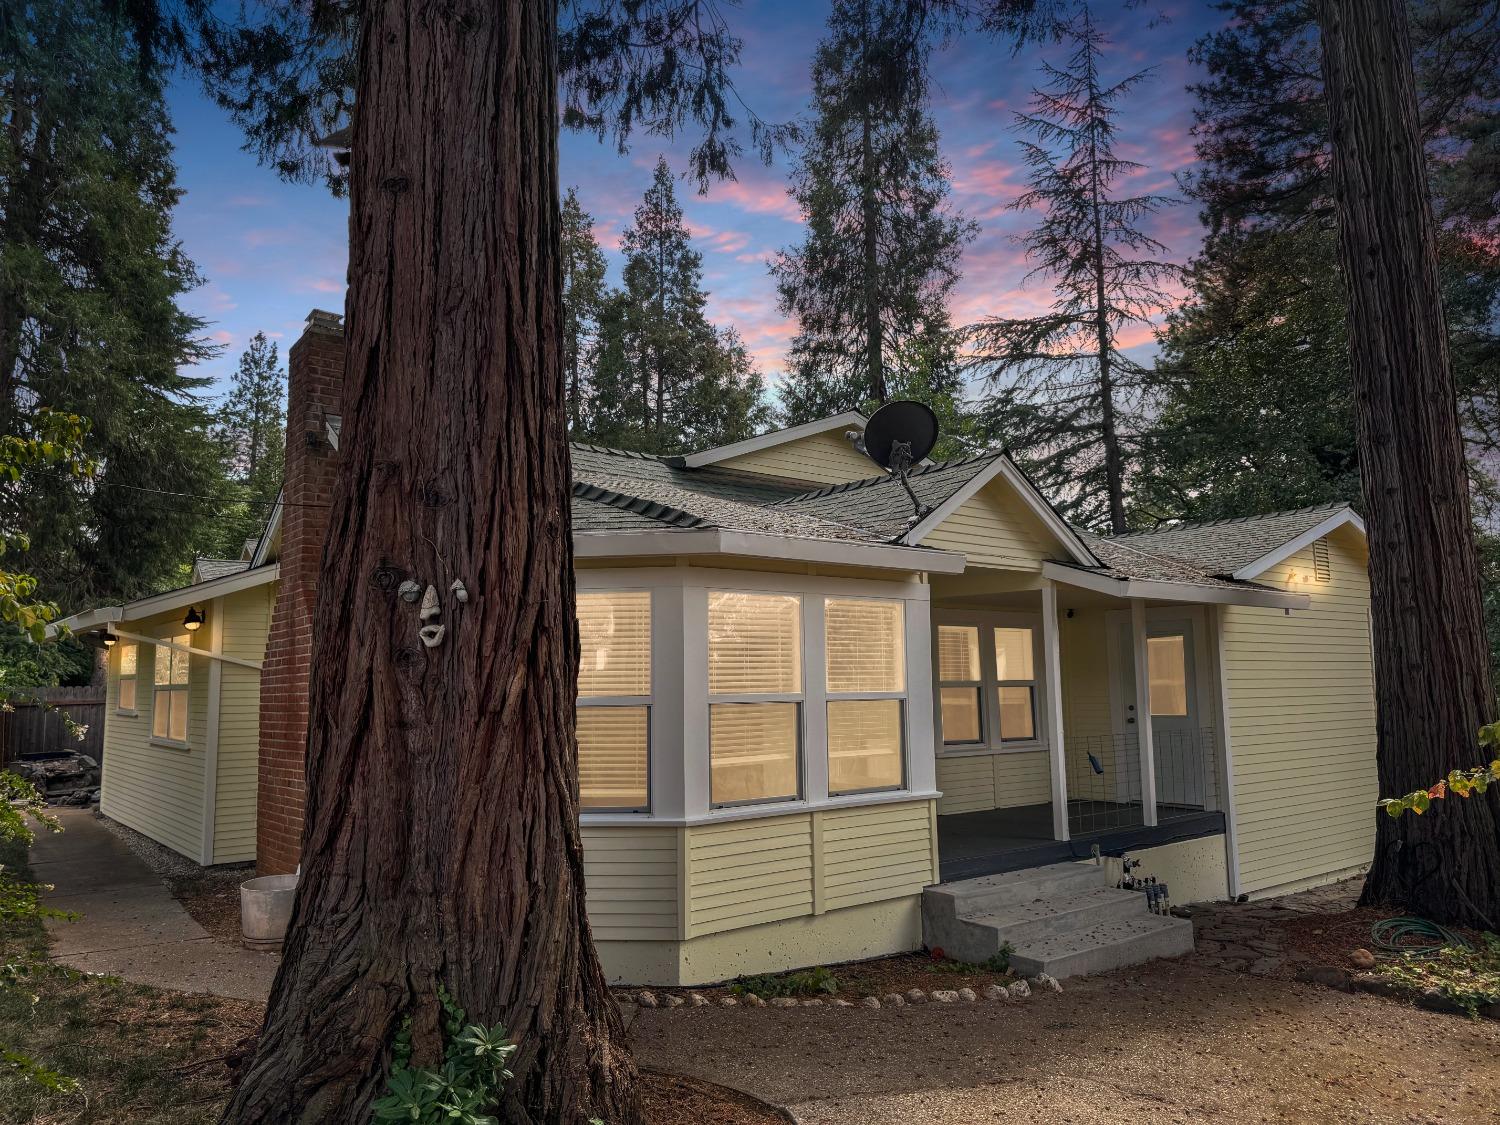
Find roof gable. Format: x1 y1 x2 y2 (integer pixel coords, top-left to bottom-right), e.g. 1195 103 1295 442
1104 504 1365 580
679 412 876 484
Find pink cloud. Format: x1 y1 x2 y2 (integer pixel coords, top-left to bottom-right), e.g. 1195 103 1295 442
301 277 345 295
701 175 802 223
243 228 297 249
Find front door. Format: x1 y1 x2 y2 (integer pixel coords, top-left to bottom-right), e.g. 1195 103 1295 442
1115 618 1204 808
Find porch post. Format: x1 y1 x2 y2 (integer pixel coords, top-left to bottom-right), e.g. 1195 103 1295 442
1041 580 1069 840
1131 598 1159 826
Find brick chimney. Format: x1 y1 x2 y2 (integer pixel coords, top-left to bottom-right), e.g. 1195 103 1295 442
256 310 344 875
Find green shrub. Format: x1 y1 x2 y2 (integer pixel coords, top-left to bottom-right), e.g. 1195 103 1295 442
373 987 517 1125
728 965 839 998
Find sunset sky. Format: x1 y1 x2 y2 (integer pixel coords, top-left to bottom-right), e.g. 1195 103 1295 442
167 1 1217 400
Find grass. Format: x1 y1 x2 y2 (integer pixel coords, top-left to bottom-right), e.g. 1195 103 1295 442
0 835 262 1123
728 965 839 998
1371 932 1500 1018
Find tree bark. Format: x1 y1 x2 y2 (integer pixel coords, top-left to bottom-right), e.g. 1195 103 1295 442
1318 0 1500 928
221 2 640 1121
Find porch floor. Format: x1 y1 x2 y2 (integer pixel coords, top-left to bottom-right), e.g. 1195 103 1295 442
936 802 1225 882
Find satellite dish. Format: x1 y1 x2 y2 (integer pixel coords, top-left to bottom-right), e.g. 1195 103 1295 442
862 400 939 473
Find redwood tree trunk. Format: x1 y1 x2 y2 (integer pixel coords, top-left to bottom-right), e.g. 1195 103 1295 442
1318 0 1500 928
222 2 639 1120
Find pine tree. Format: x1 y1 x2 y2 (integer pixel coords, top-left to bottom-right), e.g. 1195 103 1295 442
583 158 768 454
0 0 226 610
772 0 975 423
561 188 611 433
208 331 286 556
968 9 1180 534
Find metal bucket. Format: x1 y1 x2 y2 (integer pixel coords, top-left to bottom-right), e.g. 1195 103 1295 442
240 873 297 951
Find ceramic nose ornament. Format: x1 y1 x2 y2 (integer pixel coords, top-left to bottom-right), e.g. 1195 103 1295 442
417 583 445 648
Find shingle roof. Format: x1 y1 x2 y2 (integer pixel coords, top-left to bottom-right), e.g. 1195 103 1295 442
1070 537 1273 591
1103 503 1351 578
773 453 1004 539
194 558 251 581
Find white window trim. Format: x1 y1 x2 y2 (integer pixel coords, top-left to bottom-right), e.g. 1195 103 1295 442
115 642 140 716
932 608 1047 756
824 595 909 798
576 588 654 814
707 590 806 809
149 638 191 750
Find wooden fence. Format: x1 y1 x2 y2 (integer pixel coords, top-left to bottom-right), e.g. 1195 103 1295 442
1 686 105 764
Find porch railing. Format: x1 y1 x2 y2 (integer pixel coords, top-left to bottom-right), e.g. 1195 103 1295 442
1064 727 1216 838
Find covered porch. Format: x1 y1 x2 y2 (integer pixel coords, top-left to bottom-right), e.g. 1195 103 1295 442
928 562 1304 882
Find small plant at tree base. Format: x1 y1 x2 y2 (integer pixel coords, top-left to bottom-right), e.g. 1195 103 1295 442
372 986 517 1124
1377 723 1500 818
1373 933 1500 1018
728 966 839 998
929 944 1014 975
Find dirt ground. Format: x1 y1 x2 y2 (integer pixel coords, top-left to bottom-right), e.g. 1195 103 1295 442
630 957 1500 1123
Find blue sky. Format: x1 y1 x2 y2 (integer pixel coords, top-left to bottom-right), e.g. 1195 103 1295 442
167 1 1218 399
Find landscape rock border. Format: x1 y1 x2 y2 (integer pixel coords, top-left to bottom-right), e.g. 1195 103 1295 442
626 973 1062 1012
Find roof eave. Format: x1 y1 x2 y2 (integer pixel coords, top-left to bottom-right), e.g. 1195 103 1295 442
575 527 966 573
678 411 870 469
1230 508 1366 581
1042 561 1312 610
49 564 282 638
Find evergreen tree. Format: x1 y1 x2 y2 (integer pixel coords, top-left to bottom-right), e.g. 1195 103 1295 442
561 188 611 433
1139 0 1500 526
968 9 1180 533
772 0 975 423
583 158 768 453
208 332 286 556
0 0 225 610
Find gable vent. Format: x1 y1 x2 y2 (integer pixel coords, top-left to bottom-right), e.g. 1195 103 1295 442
1313 536 1332 583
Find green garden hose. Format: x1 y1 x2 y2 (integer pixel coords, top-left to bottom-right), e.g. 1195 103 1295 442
1370 916 1471 958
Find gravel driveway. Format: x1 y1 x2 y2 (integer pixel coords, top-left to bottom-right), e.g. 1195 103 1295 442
631 958 1499 1123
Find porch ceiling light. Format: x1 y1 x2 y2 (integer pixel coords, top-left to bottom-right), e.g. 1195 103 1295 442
183 606 205 632
101 632 116 648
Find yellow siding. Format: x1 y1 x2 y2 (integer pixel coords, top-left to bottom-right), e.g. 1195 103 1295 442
1222 526 1377 895
582 825 680 941
683 800 935 938
213 587 273 863
718 429 881 485
935 751 1050 814
99 610 207 861
921 481 1064 571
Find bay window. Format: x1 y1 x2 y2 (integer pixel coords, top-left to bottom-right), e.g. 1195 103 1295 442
152 637 190 743
825 598 905 794
576 590 651 811
708 591 801 805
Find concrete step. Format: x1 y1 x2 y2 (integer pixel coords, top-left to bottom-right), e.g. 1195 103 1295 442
965 886 1151 946
1008 913 1195 979
923 861 1108 920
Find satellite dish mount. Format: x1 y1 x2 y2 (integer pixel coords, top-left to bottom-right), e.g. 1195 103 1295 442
849 400 940 534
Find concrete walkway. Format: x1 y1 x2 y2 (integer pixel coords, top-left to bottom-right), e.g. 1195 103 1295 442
31 809 278 1002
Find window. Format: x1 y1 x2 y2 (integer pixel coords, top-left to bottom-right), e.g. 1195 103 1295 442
708 592 801 805
937 625 982 745
994 627 1037 741
152 637 190 742
576 590 651 811
116 643 138 712
1147 634 1188 717
825 598 905 794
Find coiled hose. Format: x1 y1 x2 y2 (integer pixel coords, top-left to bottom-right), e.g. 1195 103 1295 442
1370 916 1471 958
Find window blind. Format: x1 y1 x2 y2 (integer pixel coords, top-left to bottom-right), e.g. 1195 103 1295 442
828 699 903 794
708 592 801 695
994 627 1035 681
709 701 799 804
576 706 649 810
825 598 904 693
937 625 980 682
1147 634 1188 716
577 590 651 697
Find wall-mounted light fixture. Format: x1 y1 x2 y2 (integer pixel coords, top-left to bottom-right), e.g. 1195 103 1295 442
102 632 116 648
183 606 205 633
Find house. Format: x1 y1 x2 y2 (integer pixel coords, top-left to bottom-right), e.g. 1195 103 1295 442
56 310 1377 985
